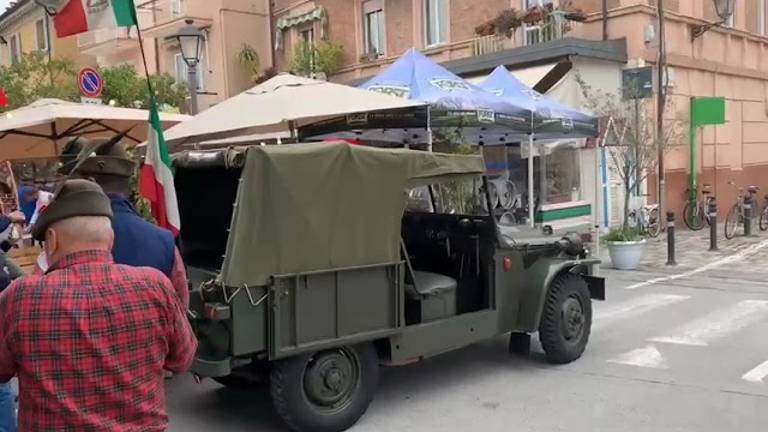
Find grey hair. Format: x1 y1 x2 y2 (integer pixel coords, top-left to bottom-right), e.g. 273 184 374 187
50 216 113 245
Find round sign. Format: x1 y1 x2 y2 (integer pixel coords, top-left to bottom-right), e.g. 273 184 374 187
78 67 103 98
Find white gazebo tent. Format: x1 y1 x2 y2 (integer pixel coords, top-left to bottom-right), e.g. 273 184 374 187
0 98 190 161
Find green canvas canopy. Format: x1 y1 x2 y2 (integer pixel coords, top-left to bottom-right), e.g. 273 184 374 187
217 142 485 287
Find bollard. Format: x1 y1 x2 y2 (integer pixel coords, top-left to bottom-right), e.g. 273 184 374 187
708 197 718 251
666 211 676 266
744 192 753 237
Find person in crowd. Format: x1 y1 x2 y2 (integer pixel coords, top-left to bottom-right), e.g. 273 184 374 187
16 185 36 225
59 136 189 308
0 179 196 431
0 216 17 432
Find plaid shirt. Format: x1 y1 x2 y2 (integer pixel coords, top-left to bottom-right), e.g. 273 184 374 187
0 250 197 432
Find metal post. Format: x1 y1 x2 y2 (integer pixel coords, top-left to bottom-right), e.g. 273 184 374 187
539 142 547 207
657 0 667 228
708 197 718 251
528 135 535 227
666 211 676 265
744 191 753 237
187 64 199 115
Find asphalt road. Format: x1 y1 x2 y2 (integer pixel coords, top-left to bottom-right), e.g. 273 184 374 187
167 248 768 432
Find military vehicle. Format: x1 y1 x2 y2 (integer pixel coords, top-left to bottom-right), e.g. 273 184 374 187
175 142 604 432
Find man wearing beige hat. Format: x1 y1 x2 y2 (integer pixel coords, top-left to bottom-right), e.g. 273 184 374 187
0 179 196 431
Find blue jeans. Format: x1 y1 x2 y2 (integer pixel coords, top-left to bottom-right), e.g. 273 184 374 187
0 382 16 432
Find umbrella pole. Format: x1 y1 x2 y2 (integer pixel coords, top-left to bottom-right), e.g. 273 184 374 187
528 134 534 228
426 106 433 152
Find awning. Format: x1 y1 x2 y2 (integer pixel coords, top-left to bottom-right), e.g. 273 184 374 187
276 6 327 30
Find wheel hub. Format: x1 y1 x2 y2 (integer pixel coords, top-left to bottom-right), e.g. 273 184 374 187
561 296 585 341
303 350 358 410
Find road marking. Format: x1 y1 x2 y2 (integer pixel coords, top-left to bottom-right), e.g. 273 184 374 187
608 345 667 369
649 300 768 346
625 239 768 290
742 360 768 383
594 294 689 330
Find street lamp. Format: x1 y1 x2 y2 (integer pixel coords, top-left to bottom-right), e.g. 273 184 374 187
690 0 735 40
173 20 204 114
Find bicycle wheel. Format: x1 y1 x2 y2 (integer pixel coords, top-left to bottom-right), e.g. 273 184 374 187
683 201 705 231
725 204 740 240
760 207 768 231
646 208 661 238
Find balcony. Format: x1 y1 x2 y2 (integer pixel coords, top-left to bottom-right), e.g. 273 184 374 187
78 27 138 56
136 0 213 39
470 10 579 57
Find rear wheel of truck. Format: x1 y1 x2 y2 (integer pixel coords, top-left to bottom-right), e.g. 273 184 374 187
270 343 379 432
539 273 592 364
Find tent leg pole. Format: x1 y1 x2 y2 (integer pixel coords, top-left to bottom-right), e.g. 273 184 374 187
528 135 535 228
426 107 433 152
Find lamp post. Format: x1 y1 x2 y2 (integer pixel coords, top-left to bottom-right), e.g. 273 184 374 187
690 0 735 40
173 20 204 115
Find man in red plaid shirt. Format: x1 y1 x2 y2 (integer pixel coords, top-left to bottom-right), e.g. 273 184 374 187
0 179 197 431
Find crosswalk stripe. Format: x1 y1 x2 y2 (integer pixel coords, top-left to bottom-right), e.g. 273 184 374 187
649 300 768 346
608 345 668 369
742 360 768 383
594 294 689 330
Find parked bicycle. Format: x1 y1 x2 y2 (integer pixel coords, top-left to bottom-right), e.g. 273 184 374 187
683 184 713 231
759 193 768 231
725 182 760 239
628 202 661 238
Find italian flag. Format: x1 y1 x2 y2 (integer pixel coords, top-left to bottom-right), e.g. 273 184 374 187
54 0 137 38
139 99 181 235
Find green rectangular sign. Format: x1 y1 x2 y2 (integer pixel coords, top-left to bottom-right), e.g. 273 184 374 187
691 97 726 127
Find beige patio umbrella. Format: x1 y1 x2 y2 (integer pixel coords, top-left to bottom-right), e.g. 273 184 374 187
162 73 427 148
0 98 190 161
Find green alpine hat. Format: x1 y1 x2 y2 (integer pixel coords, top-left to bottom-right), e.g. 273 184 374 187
31 179 113 241
58 132 135 178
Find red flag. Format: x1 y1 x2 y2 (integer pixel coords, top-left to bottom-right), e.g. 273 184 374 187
0 88 7 108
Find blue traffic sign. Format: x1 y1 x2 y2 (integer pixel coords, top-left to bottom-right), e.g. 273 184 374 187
78 67 103 98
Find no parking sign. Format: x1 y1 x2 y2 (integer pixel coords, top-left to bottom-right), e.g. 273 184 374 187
78 67 103 99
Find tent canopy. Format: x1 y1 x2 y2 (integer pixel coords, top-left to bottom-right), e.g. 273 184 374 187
303 49 534 144
162 74 427 148
0 98 189 161
479 66 598 138
179 142 485 286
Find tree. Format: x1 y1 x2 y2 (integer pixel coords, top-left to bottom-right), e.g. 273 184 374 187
576 74 685 230
0 52 79 111
99 64 188 110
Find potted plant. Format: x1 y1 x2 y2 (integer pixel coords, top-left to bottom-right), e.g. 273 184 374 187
493 9 522 38
576 73 685 271
560 0 588 22
474 20 496 37
522 6 546 25
602 226 645 270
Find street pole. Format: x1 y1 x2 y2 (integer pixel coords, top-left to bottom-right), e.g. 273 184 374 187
657 0 667 225
187 65 198 115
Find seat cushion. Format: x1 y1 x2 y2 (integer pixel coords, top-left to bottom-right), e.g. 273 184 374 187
411 271 457 297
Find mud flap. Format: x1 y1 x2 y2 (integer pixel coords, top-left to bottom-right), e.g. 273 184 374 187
583 275 605 300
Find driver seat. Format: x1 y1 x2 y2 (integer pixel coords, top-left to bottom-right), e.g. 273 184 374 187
401 239 457 323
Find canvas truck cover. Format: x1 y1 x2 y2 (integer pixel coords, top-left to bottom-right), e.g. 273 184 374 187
214 142 485 287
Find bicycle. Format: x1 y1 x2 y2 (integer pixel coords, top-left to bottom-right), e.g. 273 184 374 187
725 183 760 239
682 184 713 231
759 193 768 231
628 203 661 238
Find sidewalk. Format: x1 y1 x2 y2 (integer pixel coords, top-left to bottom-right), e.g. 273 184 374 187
597 225 768 278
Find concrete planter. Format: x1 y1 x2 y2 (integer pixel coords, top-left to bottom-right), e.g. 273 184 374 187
607 240 646 270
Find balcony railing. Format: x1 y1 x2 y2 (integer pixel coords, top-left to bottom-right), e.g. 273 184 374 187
136 0 188 26
524 10 572 46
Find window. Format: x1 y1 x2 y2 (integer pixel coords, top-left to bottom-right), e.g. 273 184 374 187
424 0 447 46
175 50 205 91
9 34 20 64
524 0 555 45
525 0 553 7
171 0 185 18
35 18 48 52
363 2 385 57
760 0 767 35
300 27 315 47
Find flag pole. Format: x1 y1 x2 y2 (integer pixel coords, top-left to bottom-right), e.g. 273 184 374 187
131 9 155 101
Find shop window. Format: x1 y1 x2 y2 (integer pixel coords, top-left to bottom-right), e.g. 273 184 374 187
35 19 48 52
424 0 447 47
541 144 582 205
363 1 385 57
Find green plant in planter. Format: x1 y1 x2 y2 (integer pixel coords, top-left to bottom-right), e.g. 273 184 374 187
291 41 344 77
602 226 642 243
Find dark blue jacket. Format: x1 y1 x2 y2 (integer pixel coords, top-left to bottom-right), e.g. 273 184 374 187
110 196 175 277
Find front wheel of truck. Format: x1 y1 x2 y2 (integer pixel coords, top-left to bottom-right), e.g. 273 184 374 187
270 343 379 432
539 273 592 364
